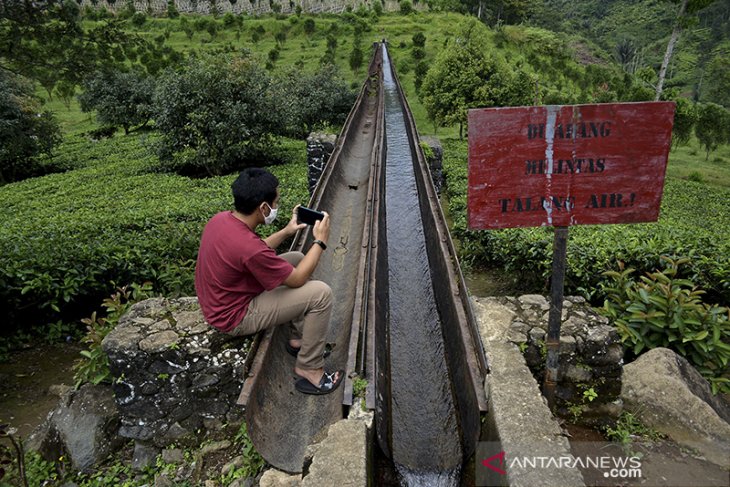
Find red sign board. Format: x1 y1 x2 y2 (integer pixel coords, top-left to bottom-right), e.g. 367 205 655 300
467 102 675 229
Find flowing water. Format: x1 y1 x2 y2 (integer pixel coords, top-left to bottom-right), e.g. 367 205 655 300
382 44 462 487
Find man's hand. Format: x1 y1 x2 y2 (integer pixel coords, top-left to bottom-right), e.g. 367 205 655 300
286 204 307 236
312 212 330 244
283 211 331 288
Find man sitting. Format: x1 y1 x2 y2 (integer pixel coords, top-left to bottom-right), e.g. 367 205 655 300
195 167 343 395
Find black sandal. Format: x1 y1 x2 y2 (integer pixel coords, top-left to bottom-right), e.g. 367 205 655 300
294 370 344 395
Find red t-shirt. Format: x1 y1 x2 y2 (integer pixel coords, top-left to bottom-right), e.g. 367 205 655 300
195 211 294 332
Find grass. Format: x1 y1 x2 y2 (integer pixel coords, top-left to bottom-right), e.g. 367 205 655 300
668 138 730 188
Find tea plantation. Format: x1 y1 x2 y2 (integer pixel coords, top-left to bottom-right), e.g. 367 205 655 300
1 7 728 389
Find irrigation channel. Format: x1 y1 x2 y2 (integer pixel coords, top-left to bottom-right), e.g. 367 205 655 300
238 43 489 485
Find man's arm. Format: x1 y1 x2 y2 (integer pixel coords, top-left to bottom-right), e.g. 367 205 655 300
284 213 331 288
263 227 294 250
264 205 305 249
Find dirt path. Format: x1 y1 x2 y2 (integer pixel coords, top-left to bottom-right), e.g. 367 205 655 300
0 343 81 439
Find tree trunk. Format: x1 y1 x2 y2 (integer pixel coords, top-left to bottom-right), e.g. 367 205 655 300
459 122 463 140
656 0 688 101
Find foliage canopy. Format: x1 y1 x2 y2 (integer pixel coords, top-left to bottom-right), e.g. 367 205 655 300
420 19 533 136
153 54 283 176
78 70 155 134
0 0 135 91
0 71 61 184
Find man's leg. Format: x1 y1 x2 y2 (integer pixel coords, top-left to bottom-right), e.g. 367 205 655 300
277 251 305 344
234 280 332 373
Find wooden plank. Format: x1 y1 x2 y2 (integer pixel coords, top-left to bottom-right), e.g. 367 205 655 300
467 102 675 229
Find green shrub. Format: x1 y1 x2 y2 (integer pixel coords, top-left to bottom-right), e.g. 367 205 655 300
672 97 698 148
276 64 356 138
695 102 730 161
412 31 426 48
414 60 428 93
411 46 426 60
167 0 179 18
130 11 146 27
398 58 412 75
399 0 413 15
74 282 153 388
179 16 194 39
78 70 155 135
206 19 219 38
601 258 730 394
222 12 236 27
153 54 283 176
275 30 287 46
372 1 383 16
119 0 136 19
687 171 704 183
420 21 533 136
194 17 211 32
227 423 265 480
0 72 62 184
350 43 364 73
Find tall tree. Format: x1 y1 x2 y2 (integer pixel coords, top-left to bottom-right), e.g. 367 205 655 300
655 0 716 100
419 19 533 137
0 0 137 89
78 70 155 134
695 102 730 160
703 53 730 108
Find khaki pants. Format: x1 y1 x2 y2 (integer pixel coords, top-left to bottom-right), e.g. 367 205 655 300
228 251 332 370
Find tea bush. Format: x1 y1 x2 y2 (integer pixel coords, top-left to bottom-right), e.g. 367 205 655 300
0 132 309 328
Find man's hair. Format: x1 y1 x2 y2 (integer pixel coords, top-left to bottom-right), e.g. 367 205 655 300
231 168 279 215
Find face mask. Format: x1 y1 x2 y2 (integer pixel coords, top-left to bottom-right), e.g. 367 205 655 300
263 203 278 225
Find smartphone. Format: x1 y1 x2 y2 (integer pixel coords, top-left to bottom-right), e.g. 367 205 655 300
297 206 325 225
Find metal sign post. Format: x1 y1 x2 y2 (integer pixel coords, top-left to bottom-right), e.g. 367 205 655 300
467 101 675 412
544 226 568 409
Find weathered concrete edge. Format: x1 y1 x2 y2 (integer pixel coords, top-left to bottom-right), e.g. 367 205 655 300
300 408 373 486
474 297 586 487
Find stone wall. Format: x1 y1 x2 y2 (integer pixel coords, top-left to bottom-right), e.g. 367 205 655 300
98 294 620 461
306 132 336 195
77 0 413 18
101 297 250 451
478 295 623 425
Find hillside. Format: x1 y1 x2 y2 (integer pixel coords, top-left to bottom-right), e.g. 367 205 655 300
47 9 645 140
530 0 730 103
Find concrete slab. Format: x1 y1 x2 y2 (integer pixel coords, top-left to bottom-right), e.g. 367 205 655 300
301 414 371 487
474 297 585 487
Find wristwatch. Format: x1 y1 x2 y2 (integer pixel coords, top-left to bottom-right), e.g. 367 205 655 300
313 239 327 250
